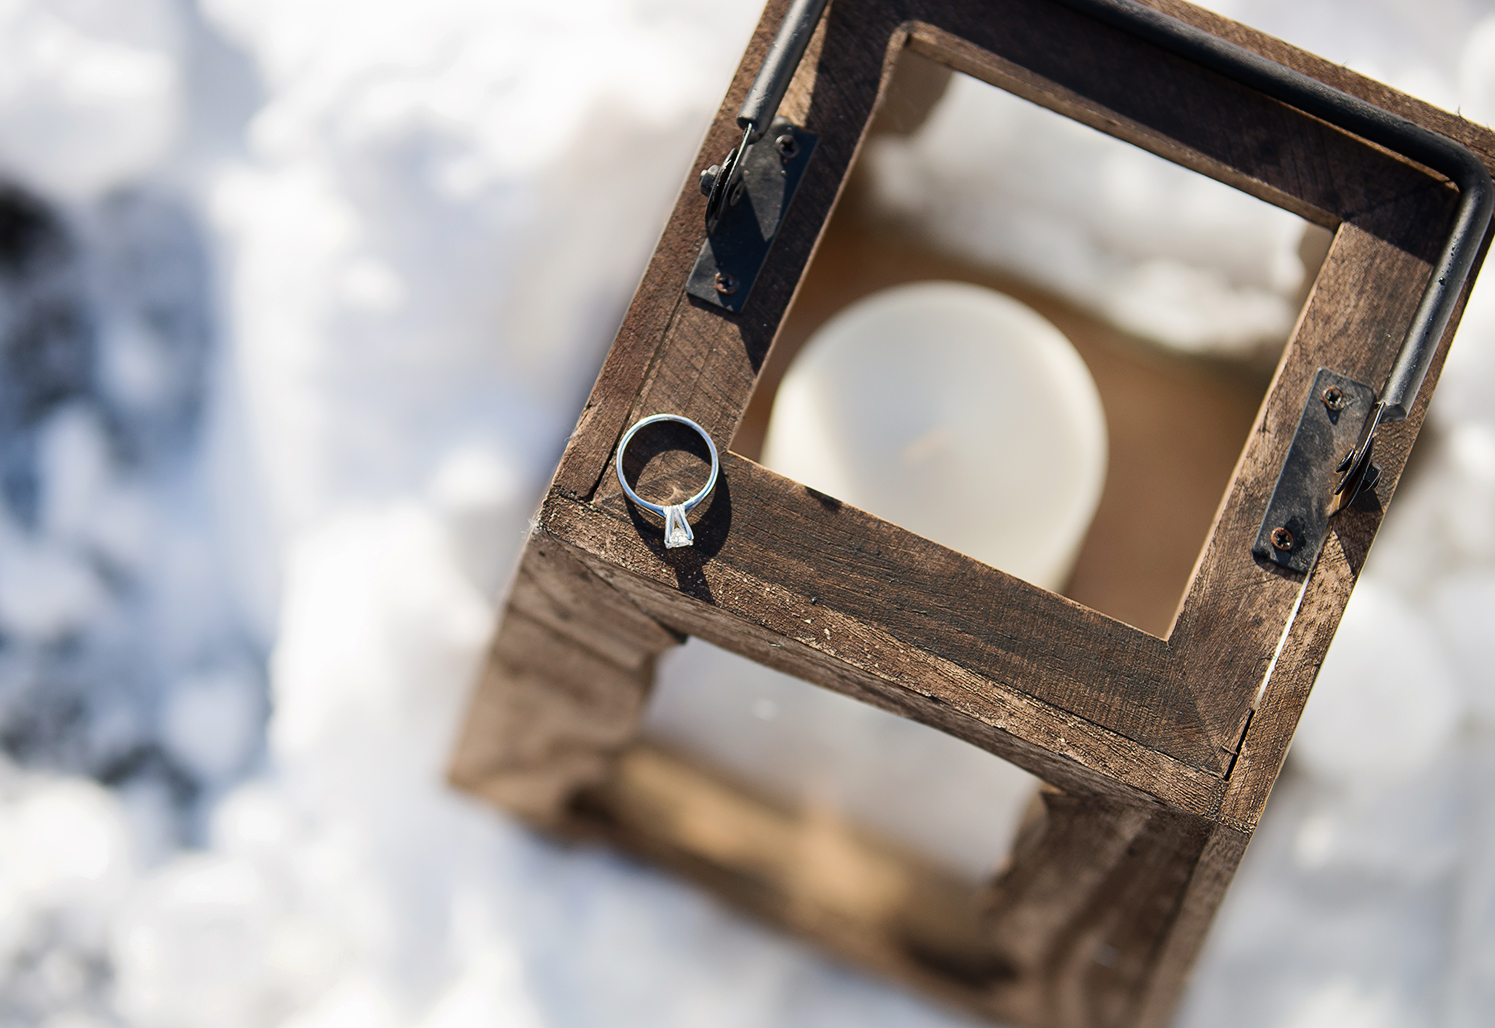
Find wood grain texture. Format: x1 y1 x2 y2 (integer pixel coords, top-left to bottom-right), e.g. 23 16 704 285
452 0 1495 1024
982 788 1220 1028
546 500 1225 813
448 533 681 827
547 3 778 503
1125 825 1250 1028
1169 186 1460 758
548 465 1234 803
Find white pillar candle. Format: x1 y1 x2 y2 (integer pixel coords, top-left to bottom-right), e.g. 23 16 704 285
762 280 1107 591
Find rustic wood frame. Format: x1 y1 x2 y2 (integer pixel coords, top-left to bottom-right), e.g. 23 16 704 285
450 1 1495 1025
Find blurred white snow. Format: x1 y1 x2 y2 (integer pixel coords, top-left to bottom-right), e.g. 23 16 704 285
0 0 1491 1025
0 0 184 199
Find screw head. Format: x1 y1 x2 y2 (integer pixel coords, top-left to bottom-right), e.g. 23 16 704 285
775 133 798 159
1322 386 1347 412
698 165 719 197
713 271 737 296
1270 526 1294 551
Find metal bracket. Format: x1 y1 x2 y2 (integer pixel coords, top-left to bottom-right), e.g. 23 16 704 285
686 120 817 314
1253 368 1380 573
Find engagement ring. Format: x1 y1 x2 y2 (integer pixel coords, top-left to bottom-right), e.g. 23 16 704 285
615 414 720 549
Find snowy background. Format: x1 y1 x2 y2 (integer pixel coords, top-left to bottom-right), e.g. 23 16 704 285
0 0 1493 1025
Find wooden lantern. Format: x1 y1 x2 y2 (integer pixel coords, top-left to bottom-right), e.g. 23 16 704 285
450 0 1495 1025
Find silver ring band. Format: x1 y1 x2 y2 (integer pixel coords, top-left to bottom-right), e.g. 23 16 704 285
615 414 720 549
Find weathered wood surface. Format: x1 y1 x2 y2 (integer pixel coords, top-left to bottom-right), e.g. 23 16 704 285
981 788 1224 1028
545 475 1227 815
448 534 681 827
451 0 1495 1025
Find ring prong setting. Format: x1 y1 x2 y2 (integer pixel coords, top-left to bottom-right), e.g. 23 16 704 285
663 505 695 548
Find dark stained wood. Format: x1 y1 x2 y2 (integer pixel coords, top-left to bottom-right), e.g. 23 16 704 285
555 459 1230 782
451 1 1495 1025
981 788 1220 1028
1125 825 1250 1028
447 611 650 828
901 17 1429 234
545 501 1227 814
1168 186 1460 757
505 528 684 669
448 534 681 827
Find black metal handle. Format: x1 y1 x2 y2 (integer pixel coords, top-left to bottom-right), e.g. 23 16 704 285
1057 0 1492 422
703 0 830 232
738 0 831 144
1053 0 1494 505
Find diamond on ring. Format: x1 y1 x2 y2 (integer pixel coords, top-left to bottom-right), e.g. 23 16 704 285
663 505 693 548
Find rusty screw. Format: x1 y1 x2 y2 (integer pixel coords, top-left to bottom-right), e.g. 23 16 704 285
775 133 798 159
713 271 738 296
1270 526 1294 551
1322 386 1347 412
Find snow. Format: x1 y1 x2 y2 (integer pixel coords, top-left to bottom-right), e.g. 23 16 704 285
866 73 1311 356
0 0 1491 1025
0 0 183 200
1290 580 1463 786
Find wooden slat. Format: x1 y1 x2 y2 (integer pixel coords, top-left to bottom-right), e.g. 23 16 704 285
596 454 1185 733
505 529 684 669
1143 0 1495 174
551 0 824 501
982 788 1220 1028
1214 213 1478 832
542 487 1232 813
903 6 1429 230
1125 824 1250 1028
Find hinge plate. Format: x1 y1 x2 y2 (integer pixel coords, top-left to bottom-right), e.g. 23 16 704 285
1253 368 1378 573
686 120 817 313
